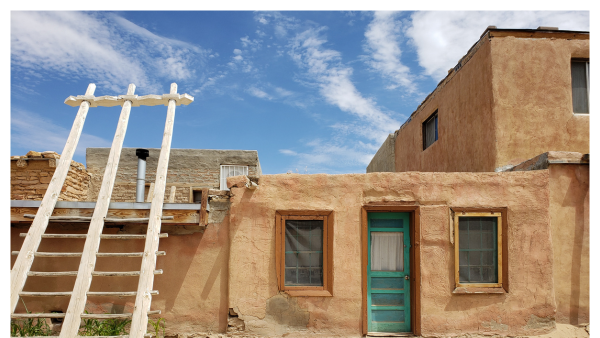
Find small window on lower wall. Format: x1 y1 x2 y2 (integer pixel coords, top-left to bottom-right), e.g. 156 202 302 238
275 211 333 297
453 209 507 292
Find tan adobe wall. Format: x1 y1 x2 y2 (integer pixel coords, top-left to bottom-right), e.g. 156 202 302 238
227 171 554 337
86 148 261 202
548 164 589 325
394 37 496 172
490 36 589 168
10 151 90 201
366 133 396 173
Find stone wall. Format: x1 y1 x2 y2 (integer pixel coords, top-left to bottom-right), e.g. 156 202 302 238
86 148 261 202
10 151 90 201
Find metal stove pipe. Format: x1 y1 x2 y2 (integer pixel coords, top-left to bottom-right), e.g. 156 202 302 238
135 149 149 203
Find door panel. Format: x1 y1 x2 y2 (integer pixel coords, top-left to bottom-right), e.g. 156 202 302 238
367 212 411 332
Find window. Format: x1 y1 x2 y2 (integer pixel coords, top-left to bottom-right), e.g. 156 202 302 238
453 209 507 291
422 110 438 150
571 60 589 114
220 165 248 190
275 211 333 296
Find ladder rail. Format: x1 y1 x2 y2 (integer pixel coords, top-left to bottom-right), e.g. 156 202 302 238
60 84 136 338
11 84 96 312
129 83 179 338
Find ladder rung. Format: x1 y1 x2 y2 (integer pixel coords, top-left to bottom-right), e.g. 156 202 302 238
80 310 161 319
11 310 161 319
27 270 163 277
19 291 72 297
23 213 174 222
93 270 163 277
28 271 77 277
11 313 66 318
97 251 166 257
11 251 167 257
19 233 168 239
87 291 158 297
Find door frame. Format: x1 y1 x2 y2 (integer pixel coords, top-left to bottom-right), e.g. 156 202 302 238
362 204 421 336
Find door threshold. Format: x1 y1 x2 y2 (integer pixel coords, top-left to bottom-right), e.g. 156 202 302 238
367 332 415 337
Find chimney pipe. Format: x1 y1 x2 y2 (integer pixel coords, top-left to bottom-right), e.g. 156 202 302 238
136 149 149 203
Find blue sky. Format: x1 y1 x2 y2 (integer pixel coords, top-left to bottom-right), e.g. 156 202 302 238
10 11 590 174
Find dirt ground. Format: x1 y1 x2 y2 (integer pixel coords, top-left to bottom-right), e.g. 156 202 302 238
166 323 589 338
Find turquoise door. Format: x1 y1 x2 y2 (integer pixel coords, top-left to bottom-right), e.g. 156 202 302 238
367 212 411 332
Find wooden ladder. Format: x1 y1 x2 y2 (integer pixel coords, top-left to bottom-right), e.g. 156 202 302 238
10 83 193 338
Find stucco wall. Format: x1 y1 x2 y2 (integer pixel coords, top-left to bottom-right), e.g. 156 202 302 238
10 217 230 336
86 148 261 202
393 37 496 172
548 164 589 325
366 133 396 173
227 171 554 337
490 36 590 168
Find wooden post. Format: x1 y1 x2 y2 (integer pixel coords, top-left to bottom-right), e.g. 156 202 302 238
168 186 176 203
10 83 96 312
59 84 136 337
129 83 178 338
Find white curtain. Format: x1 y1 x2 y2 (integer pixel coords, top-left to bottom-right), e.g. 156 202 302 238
371 232 403 271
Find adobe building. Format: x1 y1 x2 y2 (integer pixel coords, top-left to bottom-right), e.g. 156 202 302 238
10 27 589 338
368 26 590 330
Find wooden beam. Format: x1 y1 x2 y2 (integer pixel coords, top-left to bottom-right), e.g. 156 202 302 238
168 186 176 203
200 188 208 226
11 83 96 312
12 207 199 224
130 83 179 338
22 214 174 222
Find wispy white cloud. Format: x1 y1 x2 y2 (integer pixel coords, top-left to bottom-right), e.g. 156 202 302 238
11 109 111 156
279 139 376 174
407 11 590 81
364 11 416 92
11 11 206 93
247 87 273 100
289 27 400 143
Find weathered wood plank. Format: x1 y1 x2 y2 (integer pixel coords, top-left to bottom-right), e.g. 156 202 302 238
12 207 199 224
200 188 208 226
11 83 96 312
168 186 176 203
23 214 174 222
130 83 178 338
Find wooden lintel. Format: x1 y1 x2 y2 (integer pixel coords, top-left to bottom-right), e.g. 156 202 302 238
12 207 199 225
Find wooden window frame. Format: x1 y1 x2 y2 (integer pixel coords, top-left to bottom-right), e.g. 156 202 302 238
452 208 508 293
275 210 333 297
422 110 438 150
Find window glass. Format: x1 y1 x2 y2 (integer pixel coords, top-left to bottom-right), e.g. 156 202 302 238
423 111 438 150
572 61 589 114
284 220 324 286
458 217 497 283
